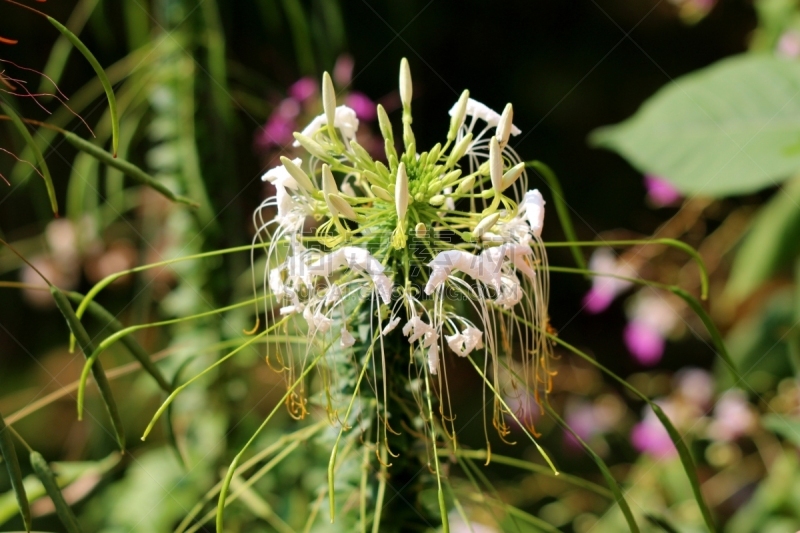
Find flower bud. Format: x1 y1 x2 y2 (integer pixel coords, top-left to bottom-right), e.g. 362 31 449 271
371 185 393 202
496 103 513 148
349 140 374 168
322 71 337 138
292 132 329 160
280 156 316 193
472 212 500 239
489 136 503 194
395 162 409 221
321 164 338 196
501 162 526 191
448 89 470 141
445 132 473 168
455 175 475 195
327 193 359 221
399 58 412 112
376 104 394 145
415 222 427 238
429 195 445 207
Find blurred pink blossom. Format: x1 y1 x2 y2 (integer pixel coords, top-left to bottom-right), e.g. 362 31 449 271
778 31 800 59
345 91 377 121
256 98 301 149
644 174 682 207
675 368 714 410
624 292 679 366
631 406 677 459
333 54 355 86
582 248 635 313
288 77 317 102
708 389 754 441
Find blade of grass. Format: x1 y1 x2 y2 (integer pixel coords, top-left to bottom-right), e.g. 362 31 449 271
65 291 172 393
280 0 315 74
543 238 709 300
47 16 119 156
438 449 612 499
543 402 640 532
60 129 199 208
0 413 31 532
50 286 125 451
77 297 261 416
526 161 586 271
216 349 327 532
547 334 717 532
0 96 57 215
544 264 739 382
38 0 100 94
29 451 84 533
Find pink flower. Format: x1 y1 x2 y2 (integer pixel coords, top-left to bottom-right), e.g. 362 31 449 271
624 291 679 366
624 321 665 366
288 77 317 102
631 406 677 459
345 92 377 121
333 54 355 86
778 31 800 59
256 98 301 149
582 248 635 314
644 174 681 207
708 390 754 441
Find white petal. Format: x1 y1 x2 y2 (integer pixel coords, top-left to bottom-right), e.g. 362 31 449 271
382 316 402 336
340 328 356 348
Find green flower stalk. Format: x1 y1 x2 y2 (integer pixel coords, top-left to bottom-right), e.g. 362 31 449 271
252 58 555 527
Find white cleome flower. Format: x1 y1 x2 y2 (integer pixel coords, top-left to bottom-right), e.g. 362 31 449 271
449 98 521 135
292 105 359 147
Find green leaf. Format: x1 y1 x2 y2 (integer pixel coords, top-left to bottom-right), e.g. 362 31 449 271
0 414 31 532
762 413 800 448
591 54 800 197
29 452 84 533
47 15 120 157
0 95 58 216
727 177 800 302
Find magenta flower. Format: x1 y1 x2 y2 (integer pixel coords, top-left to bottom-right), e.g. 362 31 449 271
624 321 665 366
708 390 754 441
345 91 377 121
778 31 800 59
256 98 301 149
624 291 679 366
631 417 676 459
644 174 681 207
582 248 635 314
288 77 317 102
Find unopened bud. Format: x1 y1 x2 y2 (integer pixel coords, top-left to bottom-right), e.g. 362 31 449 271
293 133 329 160
322 71 337 138
415 222 427 238
327 193 358 221
496 103 513 148
280 156 316 193
399 58 412 111
376 104 394 145
448 90 470 141
321 164 338 196
395 162 409 221
489 136 503 194
455 175 475 195
472 212 501 239
429 195 445 207
501 162 526 191
371 185 393 202
445 132 473 168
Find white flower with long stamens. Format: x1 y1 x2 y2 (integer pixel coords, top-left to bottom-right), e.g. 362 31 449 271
292 105 360 147
251 60 556 497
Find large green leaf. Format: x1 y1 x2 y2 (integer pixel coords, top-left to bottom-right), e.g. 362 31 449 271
591 54 800 197
727 177 800 301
